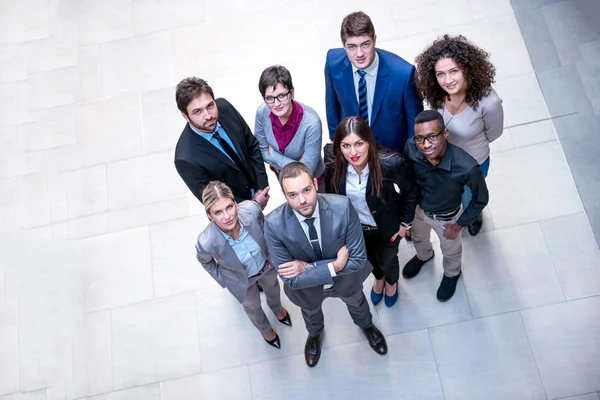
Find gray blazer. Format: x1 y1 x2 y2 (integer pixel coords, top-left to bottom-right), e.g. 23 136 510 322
254 101 325 178
264 194 372 310
195 200 271 303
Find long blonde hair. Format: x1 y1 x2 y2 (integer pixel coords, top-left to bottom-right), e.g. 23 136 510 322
202 181 236 215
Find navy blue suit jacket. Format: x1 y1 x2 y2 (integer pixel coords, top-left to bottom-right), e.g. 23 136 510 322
324 48 423 152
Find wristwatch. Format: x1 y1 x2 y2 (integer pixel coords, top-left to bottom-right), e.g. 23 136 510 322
400 222 412 230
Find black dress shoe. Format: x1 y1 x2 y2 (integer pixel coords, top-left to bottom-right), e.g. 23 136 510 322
264 333 281 349
437 272 461 302
362 326 388 355
402 252 435 279
277 311 292 327
304 333 323 367
468 213 483 236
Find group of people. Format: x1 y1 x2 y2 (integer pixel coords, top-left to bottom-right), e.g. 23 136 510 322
174 11 503 367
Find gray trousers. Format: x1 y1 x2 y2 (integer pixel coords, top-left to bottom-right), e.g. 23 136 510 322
302 287 373 336
411 205 463 277
243 266 283 334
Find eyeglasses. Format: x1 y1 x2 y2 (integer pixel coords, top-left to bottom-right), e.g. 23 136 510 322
414 131 443 144
264 91 291 104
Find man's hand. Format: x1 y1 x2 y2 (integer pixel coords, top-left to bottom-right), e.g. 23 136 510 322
443 223 463 240
253 186 270 209
332 245 349 273
278 260 308 279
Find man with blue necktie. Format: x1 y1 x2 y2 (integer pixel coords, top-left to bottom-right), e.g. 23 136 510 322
324 11 423 153
174 77 271 209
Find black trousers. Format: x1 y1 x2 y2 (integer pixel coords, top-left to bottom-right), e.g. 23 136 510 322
363 229 400 284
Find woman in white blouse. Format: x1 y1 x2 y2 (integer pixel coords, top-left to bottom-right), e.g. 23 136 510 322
415 34 504 236
324 117 418 307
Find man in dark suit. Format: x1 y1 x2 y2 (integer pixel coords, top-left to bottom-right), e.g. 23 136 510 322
174 77 271 207
264 162 387 367
324 11 423 152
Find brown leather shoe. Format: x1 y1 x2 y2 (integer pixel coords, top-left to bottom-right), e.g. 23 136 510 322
362 326 388 355
304 333 323 367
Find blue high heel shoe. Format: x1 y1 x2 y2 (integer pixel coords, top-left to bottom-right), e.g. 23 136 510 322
370 286 384 305
384 287 399 307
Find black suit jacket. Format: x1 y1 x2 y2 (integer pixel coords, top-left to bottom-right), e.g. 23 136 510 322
324 145 418 238
174 98 269 203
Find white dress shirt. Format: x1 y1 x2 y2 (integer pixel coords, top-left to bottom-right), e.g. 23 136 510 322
346 164 377 227
352 53 379 125
292 201 337 280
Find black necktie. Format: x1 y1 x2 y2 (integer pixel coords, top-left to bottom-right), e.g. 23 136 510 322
303 217 323 260
213 130 255 188
358 70 369 124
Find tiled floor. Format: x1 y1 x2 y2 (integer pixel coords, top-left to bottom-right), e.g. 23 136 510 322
1 0 600 399
512 0 600 246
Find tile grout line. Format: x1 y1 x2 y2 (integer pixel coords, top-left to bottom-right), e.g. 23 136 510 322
193 293 203 373
246 364 254 400
538 221 568 301
17 301 21 393
427 329 448 400
518 311 549 400
148 227 156 299
138 94 146 157
109 309 115 392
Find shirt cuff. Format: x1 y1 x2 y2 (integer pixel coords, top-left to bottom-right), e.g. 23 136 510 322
327 262 337 277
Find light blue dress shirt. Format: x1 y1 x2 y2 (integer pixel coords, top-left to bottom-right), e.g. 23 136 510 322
220 224 265 277
189 122 241 162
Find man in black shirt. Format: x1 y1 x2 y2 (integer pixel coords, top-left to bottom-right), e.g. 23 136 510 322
403 110 489 301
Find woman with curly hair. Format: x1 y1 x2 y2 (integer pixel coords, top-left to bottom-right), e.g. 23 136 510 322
415 34 503 236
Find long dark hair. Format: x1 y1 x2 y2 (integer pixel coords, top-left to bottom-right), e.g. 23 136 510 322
330 116 384 198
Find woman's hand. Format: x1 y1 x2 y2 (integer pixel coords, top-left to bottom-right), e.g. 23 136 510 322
390 225 408 242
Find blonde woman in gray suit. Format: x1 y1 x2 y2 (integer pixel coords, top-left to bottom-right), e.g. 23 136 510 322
195 181 292 349
254 65 325 190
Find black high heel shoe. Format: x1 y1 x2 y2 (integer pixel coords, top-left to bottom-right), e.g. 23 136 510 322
277 311 292 327
264 332 281 349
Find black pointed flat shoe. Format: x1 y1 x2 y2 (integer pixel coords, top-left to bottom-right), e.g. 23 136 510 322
277 311 292 327
264 333 281 349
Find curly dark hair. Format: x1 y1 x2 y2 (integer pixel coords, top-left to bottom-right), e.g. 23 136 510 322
415 35 496 110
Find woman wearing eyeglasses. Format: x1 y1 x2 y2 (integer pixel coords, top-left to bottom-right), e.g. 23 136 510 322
324 116 418 307
415 35 504 236
254 65 325 190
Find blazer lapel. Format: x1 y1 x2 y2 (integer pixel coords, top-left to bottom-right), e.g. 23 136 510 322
342 58 359 115
318 196 335 259
186 125 240 171
242 217 267 255
338 174 348 196
365 173 378 215
218 116 247 165
285 206 318 261
209 223 246 272
371 51 390 125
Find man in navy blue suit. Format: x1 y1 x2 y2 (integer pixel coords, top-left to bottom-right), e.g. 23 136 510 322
325 11 423 153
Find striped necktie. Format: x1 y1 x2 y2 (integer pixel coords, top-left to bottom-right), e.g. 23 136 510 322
357 70 369 124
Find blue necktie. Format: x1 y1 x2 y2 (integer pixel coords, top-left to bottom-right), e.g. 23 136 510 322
358 70 369 124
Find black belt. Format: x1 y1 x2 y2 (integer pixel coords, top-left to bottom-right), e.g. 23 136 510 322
361 224 378 231
248 260 268 279
423 206 461 221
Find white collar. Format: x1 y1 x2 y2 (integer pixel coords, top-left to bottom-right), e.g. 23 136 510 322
347 163 370 176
